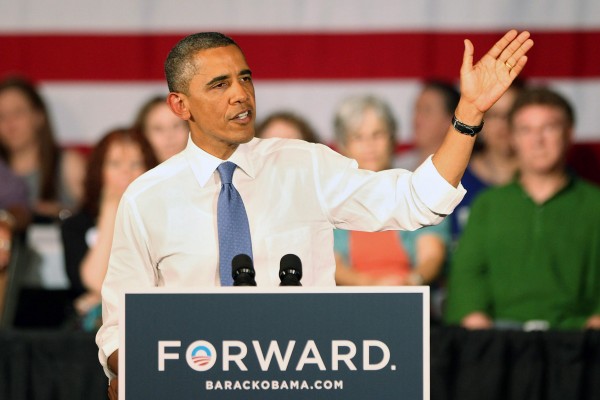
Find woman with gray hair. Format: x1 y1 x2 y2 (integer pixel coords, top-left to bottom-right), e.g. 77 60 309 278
333 94 410 286
333 95 448 309
334 95 397 173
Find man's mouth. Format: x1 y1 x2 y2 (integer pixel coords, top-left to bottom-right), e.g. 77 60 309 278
233 110 250 120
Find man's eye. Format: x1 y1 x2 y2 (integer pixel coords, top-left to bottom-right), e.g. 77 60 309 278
213 82 227 89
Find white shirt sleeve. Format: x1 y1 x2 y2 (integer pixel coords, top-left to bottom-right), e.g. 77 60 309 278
409 155 467 216
96 195 157 379
312 144 465 231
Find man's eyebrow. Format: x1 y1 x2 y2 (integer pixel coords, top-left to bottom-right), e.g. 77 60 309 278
206 74 229 87
205 69 252 87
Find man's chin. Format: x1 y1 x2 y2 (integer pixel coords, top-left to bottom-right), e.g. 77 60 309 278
241 133 255 143
235 129 256 144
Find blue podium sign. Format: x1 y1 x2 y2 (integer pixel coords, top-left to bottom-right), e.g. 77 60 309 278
120 287 429 399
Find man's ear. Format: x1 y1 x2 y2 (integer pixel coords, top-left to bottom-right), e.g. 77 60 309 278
167 92 191 120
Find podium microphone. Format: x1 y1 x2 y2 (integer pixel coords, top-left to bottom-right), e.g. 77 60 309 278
232 254 257 286
279 254 302 286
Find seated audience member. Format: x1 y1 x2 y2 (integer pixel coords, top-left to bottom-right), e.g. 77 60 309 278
450 82 524 239
255 110 320 143
0 77 85 220
133 95 189 163
0 160 30 269
0 77 87 309
445 87 600 330
0 160 30 318
61 128 158 331
332 95 449 291
395 80 460 171
0 160 29 227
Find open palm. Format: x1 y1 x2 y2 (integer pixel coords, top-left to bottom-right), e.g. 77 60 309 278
460 30 534 114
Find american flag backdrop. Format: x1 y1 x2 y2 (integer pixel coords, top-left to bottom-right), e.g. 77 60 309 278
1 0 599 146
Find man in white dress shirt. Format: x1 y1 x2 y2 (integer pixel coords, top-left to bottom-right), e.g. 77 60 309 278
100 31 533 398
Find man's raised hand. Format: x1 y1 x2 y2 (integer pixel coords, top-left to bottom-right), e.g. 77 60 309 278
459 30 534 115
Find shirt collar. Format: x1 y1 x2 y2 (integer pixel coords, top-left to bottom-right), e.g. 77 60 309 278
184 136 256 187
513 170 576 204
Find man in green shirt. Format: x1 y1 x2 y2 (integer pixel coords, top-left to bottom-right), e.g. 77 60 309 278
446 87 600 330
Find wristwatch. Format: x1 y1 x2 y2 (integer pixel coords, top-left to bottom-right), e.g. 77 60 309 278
452 115 484 136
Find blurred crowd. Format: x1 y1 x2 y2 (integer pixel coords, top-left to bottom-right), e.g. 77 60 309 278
0 74 599 332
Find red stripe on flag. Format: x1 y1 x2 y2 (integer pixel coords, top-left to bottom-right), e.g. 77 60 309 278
1 31 598 82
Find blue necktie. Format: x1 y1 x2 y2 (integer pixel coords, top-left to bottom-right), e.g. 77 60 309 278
217 161 253 286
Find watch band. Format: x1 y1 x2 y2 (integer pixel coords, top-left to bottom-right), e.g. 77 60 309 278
452 115 484 136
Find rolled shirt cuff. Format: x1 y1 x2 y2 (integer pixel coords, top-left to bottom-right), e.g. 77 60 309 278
411 155 466 216
97 333 119 380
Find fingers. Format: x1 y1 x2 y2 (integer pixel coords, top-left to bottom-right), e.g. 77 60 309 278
486 30 533 70
483 30 533 80
487 29 518 59
108 378 119 400
509 55 529 78
460 39 475 75
501 31 533 68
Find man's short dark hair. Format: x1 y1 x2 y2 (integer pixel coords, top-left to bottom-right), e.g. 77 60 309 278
164 32 239 94
508 87 575 127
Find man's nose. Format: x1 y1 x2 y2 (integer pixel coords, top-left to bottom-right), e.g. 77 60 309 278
229 81 249 104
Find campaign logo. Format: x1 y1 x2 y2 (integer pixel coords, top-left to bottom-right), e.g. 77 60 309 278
191 346 212 367
185 340 217 371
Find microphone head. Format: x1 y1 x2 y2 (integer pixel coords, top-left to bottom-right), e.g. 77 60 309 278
279 254 302 286
232 254 256 286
